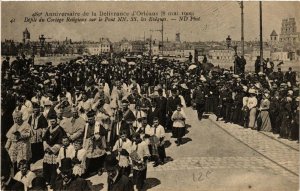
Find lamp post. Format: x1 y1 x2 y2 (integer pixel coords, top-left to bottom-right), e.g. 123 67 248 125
226 35 238 73
259 1 264 72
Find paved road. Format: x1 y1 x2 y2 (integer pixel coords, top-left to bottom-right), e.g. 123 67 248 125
85 108 299 191
33 108 299 191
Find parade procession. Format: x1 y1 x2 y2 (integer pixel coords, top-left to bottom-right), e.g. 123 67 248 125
1 51 299 190
1 1 300 191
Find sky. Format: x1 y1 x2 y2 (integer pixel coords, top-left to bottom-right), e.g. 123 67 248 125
2 1 300 42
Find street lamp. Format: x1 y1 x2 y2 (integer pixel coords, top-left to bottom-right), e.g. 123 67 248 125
226 35 238 74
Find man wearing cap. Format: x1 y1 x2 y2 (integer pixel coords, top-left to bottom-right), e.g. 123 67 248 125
61 107 85 143
83 110 107 177
28 102 48 163
43 111 66 189
105 154 134 191
54 158 90 191
5 111 32 174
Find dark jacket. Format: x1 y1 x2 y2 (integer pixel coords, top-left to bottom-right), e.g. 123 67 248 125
108 173 134 191
193 88 205 105
54 176 90 191
28 114 48 129
166 96 181 115
2 178 24 191
155 96 167 115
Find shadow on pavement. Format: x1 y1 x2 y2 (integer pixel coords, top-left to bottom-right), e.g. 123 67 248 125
185 129 190 135
164 156 174 164
164 140 172 148
143 177 161 190
181 137 192 145
186 124 192 128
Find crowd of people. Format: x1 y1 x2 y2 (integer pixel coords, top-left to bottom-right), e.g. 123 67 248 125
1 53 299 191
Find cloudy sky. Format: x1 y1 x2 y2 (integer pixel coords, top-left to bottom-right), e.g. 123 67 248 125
2 1 300 42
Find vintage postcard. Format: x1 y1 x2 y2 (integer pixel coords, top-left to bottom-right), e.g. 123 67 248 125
1 1 299 191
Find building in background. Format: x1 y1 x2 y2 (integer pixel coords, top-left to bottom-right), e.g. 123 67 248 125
23 28 31 45
99 37 111 53
279 18 300 44
270 30 279 46
120 39 133 52
208 46 235 61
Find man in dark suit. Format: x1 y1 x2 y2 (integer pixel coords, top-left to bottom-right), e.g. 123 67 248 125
193 84 206 120
28 103 48 163
155 88 167 127
2 56 10 75
285 67 296 86
105 154 134 191
121 100 136 138
274 68 284 86
1 160 24 191
54 158 91 191
255 56 261 74
166 88 181 130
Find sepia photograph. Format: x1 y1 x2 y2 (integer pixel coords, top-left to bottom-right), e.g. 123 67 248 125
1 1 299 191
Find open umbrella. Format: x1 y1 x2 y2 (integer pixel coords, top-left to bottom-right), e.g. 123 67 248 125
128 61 136 66
188 65 197 70
101 60 109 65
